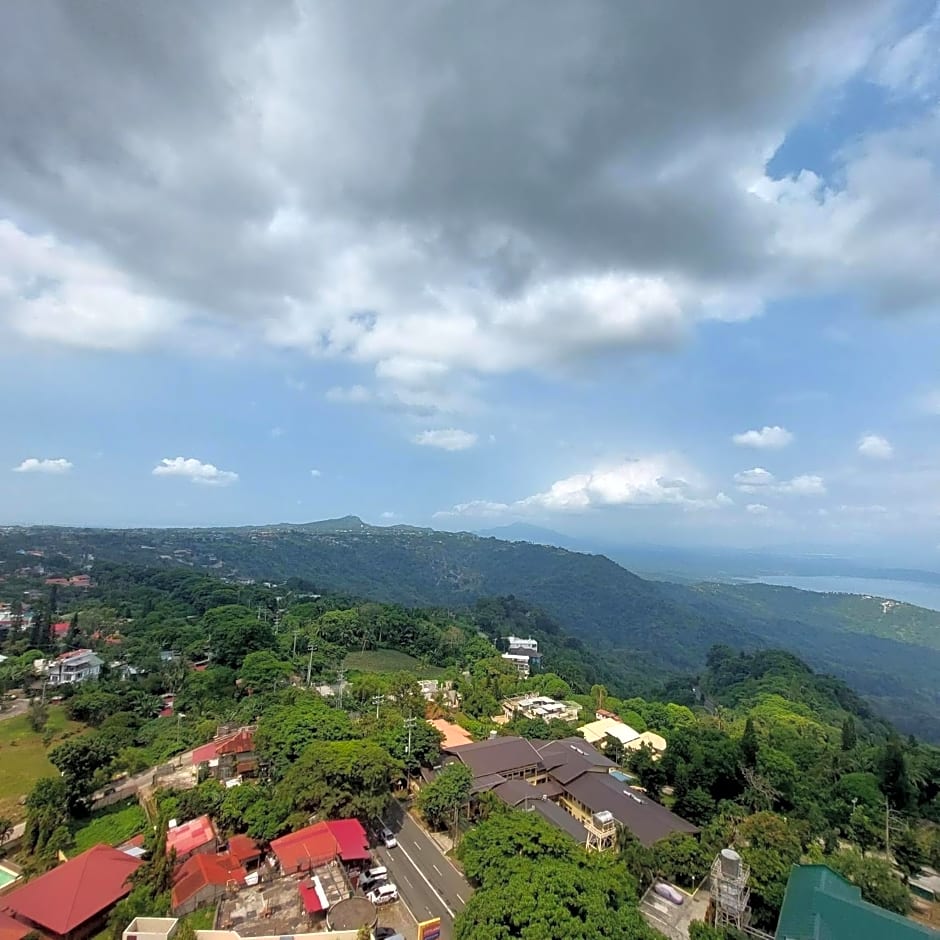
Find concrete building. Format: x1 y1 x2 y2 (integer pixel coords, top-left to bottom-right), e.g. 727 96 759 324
445 734 696 848
191 727 257 782
502 695 580 724
44 648 103 685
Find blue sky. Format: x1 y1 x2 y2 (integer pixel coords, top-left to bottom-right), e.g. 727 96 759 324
2 1 940 561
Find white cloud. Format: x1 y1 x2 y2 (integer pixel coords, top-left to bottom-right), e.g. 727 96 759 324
734 467 826 496
733 467 776 490
857 433 893 459
438 455 728 517
12 457 73 474
152 457 238 486
380 511 397 520
746 503 770 515
412 429 478 451
310 469 322 478
732 426 794 449
270 426 285 439
777 474 826 495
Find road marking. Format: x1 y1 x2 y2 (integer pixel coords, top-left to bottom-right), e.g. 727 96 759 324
455 892 465 905
432 864 442 876
383 817 456 920
402 811 468 880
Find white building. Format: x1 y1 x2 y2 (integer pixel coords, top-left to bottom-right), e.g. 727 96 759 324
501 652 533 678
502 694 581 724
506 636 539 653
578 716 641 748
46 648 103 685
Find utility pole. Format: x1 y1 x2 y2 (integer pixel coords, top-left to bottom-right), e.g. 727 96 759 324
336 668 346 708
372 694 385 720
404 714 417 793
292 631 299 657
306 643 315 688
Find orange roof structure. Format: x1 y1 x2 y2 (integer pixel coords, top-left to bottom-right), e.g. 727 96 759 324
1 844 141 938
270 823 339 872
430 718 473 750
171 853 245 912
226 834 262 865
0 912 28 940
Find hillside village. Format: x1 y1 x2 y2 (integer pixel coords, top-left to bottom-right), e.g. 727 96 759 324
0 559 938 940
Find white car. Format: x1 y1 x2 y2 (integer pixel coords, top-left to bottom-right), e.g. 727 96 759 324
368 883 399 905
381 826 398 848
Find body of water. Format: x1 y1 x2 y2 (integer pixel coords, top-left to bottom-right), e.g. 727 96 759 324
744 575 940 613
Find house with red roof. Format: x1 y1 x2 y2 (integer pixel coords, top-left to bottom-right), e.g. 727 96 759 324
1 844 141 940
170 852 245 916
166 816 217 863
0 912 29 940
52 621 71 639
191 728 257 782
269 820 370 875
224 835 262 870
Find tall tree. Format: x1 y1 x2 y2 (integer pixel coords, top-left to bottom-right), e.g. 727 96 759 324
740 717 759 768
878 738 914 810
417 762 473 831
841 716 857 751
65 612 80 647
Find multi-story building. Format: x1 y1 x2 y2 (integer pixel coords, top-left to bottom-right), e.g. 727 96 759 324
45 648 103 685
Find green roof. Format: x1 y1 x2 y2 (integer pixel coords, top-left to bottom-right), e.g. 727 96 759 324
775 865 939 940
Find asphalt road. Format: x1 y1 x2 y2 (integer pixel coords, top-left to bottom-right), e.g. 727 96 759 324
378 802 472 940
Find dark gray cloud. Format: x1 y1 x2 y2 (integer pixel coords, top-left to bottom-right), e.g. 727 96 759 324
1 0 933 399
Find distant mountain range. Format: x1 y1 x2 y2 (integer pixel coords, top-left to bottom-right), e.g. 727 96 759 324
2 516 938 739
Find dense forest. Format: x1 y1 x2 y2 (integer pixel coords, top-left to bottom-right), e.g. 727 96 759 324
2 562 939 936
2 520 938 738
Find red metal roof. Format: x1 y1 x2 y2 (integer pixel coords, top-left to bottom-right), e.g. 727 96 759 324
192 728 254 765
1 844 141 937
171 853 245 912
0 911 29 940
298 882 325 914
166 816 216 858
324 819 370 863
270 823 339 871
226 834 261 864
52 622 70 637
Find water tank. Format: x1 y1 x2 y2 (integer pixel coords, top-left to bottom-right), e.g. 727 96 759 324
720 848 741 879
592 810 614 829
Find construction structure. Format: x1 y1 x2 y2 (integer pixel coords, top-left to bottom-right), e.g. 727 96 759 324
585 810 617 853
710 848 752 931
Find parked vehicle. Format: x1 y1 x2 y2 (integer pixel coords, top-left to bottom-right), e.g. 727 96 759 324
381 825 398 848
360 865 388 890
367 883 399 905
654 882 684 905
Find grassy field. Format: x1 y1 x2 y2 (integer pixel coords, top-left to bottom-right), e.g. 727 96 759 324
72 801 147 852
0 706 84 821
343 648 446 678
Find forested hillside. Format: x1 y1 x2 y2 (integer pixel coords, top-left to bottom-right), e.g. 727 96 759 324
2 519 938 739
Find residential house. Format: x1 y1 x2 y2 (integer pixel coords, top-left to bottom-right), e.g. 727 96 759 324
166 816 218 863
418 679 460 707
501 653 533 678
623 730 668 758
502 695 580 724
578 716 641 748
191 727 257 782
1 844 141 940
500 636 542 677
45 649 103 686
774 864 940 939
444 735 545 782
171 853 245 916
269 819 369 876
0 913 29 940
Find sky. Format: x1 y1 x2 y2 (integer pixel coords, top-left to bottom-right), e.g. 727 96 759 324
2 1 940 561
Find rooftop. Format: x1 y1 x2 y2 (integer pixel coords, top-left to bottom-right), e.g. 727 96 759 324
578 716 641 746
774 864 940 940
429 718 474 750
167 816 216 857
445 735 543 778
563 772 698 846
1 844 142 936
172 853 245 911
537 737 618 784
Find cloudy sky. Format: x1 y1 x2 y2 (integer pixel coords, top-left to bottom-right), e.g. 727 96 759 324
2 0 940 559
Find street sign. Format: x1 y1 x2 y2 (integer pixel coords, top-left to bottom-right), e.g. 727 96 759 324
417 917 442 940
